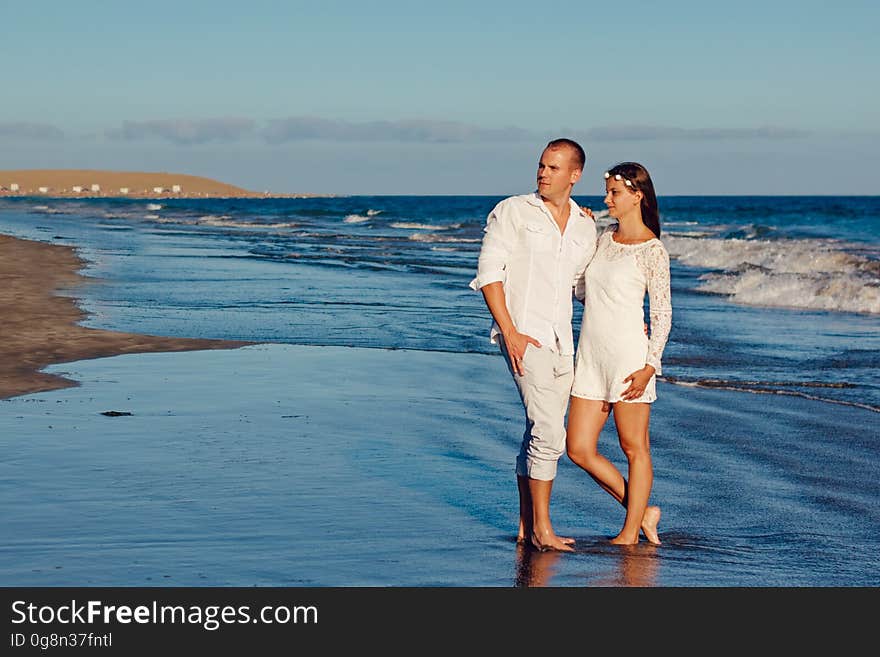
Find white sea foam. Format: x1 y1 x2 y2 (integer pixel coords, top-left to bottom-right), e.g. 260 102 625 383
408 233 481 243
146 215 196 225
664 234 880 314
30 205 67 214
197 215 298 229
391 222 455 230
663 377 880 412
197 215 233 225
344 214 371 223
366 209 382 216
96 223 134 230
146 203 162 211
665 229 714 238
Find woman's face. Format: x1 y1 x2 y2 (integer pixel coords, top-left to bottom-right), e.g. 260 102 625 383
604 177 640 219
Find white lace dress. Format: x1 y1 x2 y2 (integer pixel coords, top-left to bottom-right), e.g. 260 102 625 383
572 226 672 403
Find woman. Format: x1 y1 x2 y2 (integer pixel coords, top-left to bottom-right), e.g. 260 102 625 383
567 162 671 545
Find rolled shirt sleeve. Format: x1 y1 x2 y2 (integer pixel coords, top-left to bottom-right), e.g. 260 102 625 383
469 202 516 291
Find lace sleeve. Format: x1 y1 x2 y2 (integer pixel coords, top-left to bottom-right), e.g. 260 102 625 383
638 241 672 375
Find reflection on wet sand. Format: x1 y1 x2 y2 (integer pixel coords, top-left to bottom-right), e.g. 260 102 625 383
514 541 660 587
514 542 563 587
594 544 660 587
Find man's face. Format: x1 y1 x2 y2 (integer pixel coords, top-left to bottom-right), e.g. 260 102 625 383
536 147 581 198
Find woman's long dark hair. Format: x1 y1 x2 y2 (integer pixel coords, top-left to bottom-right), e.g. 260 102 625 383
606 162 660 237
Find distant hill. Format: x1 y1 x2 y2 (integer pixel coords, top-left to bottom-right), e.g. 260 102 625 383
0 169 262 198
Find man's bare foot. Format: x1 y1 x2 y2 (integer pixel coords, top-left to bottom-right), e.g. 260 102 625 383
640 506 662 545
517 519 531 544
530 531 575 552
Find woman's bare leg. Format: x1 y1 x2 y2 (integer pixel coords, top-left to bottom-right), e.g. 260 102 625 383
566 397 618 493
567 397 660 543
609 402 654 545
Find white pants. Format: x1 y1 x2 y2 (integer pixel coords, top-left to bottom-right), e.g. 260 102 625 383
499 337 574 481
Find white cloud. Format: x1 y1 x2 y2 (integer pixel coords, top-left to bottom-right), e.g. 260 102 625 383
581 125 809 141
108 118 256 144
0 122 65 140
263 117 533 143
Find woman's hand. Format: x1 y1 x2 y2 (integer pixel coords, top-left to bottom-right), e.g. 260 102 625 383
621 365 655 401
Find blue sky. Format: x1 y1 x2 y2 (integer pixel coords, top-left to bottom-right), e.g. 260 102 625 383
1 0 878 195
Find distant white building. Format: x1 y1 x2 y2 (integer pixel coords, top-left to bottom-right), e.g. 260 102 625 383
91 184 100 192
119 187 129 194
38 186 49 193
72 185 83 193
171 184 181 193
10 183 19 192
153 186 164 194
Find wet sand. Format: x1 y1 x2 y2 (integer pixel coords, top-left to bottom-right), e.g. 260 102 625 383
0 233 251 399
1 343 878 586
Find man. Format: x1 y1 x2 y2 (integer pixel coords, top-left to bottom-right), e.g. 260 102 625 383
470 138 596 552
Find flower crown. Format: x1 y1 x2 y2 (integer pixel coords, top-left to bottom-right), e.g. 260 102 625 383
604 171 634 188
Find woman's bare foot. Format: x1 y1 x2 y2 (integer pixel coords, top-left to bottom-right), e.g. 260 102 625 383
640 506 662 545
531 530 575 552
609 534 639 545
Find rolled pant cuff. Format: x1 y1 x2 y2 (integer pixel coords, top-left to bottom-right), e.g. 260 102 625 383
516 463 557 481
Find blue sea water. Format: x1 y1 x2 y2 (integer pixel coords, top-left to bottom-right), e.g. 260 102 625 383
0 194 878 411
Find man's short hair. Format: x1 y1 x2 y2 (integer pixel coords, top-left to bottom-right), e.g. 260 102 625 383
546 138 586 170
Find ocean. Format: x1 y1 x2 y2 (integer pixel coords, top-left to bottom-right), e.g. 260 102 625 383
0 194 878 411
0 194 878 587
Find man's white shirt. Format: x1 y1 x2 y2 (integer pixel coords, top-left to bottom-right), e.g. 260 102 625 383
470 192 597 356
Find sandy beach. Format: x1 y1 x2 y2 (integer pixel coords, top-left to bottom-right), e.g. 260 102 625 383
0 233 250 399
0 169 314 199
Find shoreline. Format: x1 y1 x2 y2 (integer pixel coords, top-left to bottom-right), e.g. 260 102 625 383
0 233 253 400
